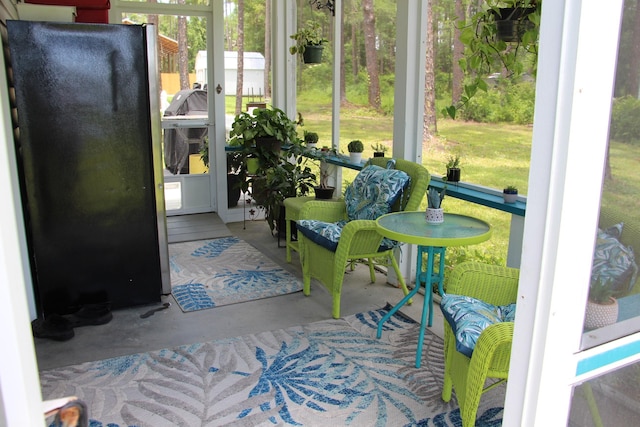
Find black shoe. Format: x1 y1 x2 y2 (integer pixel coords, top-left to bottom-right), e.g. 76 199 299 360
32 315 74 341
64 303 113 328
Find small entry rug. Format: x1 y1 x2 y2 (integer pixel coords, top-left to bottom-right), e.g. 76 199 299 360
169 237 302 312
39 305 506 426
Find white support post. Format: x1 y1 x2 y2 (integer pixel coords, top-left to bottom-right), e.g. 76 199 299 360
271 0 297 117
387 0 428 286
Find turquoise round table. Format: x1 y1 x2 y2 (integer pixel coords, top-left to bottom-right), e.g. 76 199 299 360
375 211 492 368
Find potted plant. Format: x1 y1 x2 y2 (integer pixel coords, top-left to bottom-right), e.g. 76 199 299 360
371 142 389 158
314 161 335 200
228 106 315 234
304 130 319 149
442 0 541 119
289 21 328 64
503 185 519 203
445 155 461 182
348 140 364 164
425 186 445 224
585 277 620 330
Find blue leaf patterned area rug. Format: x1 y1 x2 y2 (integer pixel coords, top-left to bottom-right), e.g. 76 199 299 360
169 237 303 312
40 306 506 427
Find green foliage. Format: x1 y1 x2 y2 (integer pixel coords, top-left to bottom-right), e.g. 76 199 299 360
446 155 461 169
303 131 319 144
427 187 445 209
443 0 540 119
504 185 518 193
347 140 364 152
610 96 640 144
460 80 535 124
228 107 301 146
289 21 328 57
589 277 617 305
371 143 388 153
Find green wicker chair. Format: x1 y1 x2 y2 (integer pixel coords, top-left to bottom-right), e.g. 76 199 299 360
441 262 520 427
297 158 430 319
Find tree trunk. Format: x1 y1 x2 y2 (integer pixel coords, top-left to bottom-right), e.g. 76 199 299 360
178 0 189 90
235 0 245 115
423 2 437 142
340 0 347 105
264 0 271 99
452 0 465 105
627 0 640 96
362 0 381 110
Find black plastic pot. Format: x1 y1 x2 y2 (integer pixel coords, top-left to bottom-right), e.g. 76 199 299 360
314 186 335 200
494 7 536 42
373 152 385 158
446 167 461 182
303 45 324 64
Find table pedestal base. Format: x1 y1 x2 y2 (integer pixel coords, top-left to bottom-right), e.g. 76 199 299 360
377 246 446 368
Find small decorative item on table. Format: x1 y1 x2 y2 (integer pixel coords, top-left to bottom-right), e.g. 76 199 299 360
426 187 445 224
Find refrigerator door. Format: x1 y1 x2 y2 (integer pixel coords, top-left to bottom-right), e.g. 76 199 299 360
8 21 168 315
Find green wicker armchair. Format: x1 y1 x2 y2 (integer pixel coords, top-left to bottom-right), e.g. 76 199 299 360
297 158 430 319
441 262 520 427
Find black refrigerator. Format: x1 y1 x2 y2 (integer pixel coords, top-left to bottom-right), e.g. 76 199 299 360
7 21 170 316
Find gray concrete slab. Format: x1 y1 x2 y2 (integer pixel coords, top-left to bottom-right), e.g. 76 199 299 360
34 219 443 371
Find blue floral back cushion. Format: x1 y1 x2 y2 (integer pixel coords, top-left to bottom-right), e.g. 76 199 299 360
344 165 411 221
440 294 516 358
592 223 638 297
297 219 398 253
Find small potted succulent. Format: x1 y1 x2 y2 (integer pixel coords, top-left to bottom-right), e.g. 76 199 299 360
445 155 461 182
347 140 364 164
425 187 445 224
503 185 518 203
303 131 319 149
371 142 389 158
289 21 328 64
585 277 620 330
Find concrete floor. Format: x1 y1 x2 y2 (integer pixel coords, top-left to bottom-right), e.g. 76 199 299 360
34 219 443 371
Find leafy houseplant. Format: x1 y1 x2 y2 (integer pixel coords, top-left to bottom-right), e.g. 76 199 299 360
443 0 541 119
348 140 364 164
446 155 461 182
289 21 328 64
228 106 315 234
426 186 446 224
371 142 389 158
503 185 518 203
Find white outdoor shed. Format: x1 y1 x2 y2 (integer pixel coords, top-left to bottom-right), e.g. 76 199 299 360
195 50 265 96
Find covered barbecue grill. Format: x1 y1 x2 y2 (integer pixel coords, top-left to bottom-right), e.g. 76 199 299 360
163 89 208 174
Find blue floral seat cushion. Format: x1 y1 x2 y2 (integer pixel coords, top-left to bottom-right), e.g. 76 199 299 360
344 165 411 221
592 223 638 296
297 219 399 253
440 294 516 358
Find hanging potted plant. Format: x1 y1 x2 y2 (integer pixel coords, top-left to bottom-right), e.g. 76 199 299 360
443 0 540 119
371 142 389 158
347 140 364 164
289 21 328 64
445 155 461 182
503 185 519 203
425 187 445 224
